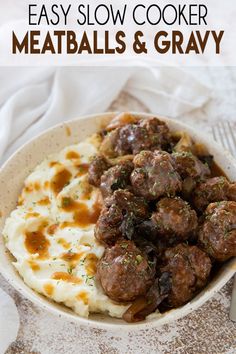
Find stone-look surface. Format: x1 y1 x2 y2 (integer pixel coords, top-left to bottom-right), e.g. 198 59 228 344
1 273 235 354
1 67 236 353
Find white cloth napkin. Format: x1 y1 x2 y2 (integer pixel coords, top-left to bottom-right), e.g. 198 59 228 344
0 66 211 163
0 66 211 351
0 289 20 354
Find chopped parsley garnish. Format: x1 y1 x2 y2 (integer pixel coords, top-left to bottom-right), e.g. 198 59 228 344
67 266 73 275
61 197 71 208
82 275 94 285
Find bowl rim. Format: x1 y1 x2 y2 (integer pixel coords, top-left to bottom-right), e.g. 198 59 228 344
0 111 235 330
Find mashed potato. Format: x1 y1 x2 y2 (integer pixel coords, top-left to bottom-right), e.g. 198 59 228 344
3 134 129 318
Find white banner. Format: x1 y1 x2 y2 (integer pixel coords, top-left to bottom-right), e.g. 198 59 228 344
0 0 235 66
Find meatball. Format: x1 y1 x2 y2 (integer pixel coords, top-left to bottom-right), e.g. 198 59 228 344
100 161 134 198
100 117 170 157
117 117 170 155
151 197 198 242
172 151 210 180
131 150 182 200
198 201 236 261
97 240 155 302
160 244 211 307
192 177 236 211
88 155 111 187
95 189 149 245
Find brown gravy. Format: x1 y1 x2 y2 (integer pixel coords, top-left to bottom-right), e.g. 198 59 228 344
57 238 71 249
50 169 72 194
37 197 50 206
61 252 84 267
76 163 89 177
25 226 50 259
51 272 82 284
76 291 89 305
85 253 98 276
28 260 40 271
47 224 58 235
44 283 54 296
66 151 80 160
25 212 40 219
60 197 101 228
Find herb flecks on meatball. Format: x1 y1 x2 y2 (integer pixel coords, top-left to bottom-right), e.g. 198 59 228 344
100 161 134 198
117 117 170 155
95 189 149 246
88 155 111 187
160 244 211 307
199 201 236 261
131 150 182 200
152 197 198 242
192 177 236 211
97 240 156 302
172 151 210 180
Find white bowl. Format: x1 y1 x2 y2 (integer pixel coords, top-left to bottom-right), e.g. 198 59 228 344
0 112 235 330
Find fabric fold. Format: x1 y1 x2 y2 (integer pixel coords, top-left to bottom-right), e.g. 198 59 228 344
0 288 20 354
0 67 211 164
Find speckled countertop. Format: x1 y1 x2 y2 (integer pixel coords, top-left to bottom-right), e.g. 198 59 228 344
1 67 236 354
